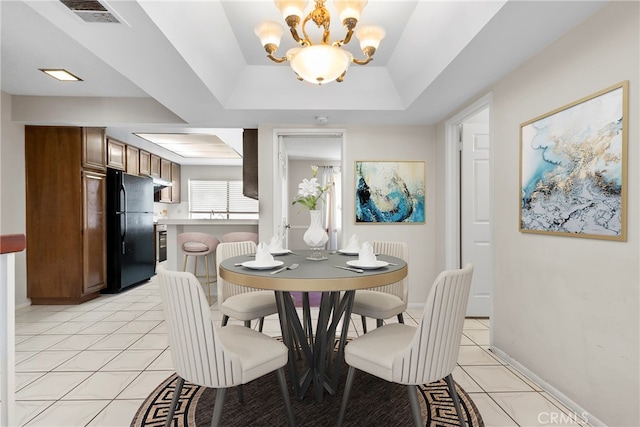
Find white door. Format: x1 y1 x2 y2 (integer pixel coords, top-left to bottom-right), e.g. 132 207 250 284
461 122 492 316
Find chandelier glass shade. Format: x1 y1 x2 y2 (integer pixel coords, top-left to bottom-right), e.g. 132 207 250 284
255 0 385 85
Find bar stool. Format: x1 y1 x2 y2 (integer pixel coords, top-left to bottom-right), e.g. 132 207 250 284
222 232 259 244
177 232 219 305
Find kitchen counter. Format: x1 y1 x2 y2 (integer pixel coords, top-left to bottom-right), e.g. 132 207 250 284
157 219 258 226
160 219 259 272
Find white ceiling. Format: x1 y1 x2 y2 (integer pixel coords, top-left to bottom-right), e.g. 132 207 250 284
1 0 606 164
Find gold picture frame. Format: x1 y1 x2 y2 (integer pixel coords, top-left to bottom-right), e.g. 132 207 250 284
519 81 628 241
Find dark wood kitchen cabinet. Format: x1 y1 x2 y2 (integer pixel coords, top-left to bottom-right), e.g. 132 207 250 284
139 149 151 176
25 126 107 304
106 138 126 170
82 127 106 171
243 128 258 200
150 154 161 178
158 158 172 203
171 161 181 203
82 170 107 295
126 145 140 175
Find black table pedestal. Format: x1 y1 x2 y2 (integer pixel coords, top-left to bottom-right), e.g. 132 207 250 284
275 290 355 403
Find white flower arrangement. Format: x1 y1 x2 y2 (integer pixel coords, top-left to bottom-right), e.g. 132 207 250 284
292 165 329 211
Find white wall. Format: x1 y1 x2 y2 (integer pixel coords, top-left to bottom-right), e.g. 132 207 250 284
0 92 28 307
444 3 638 426
259 125 438 304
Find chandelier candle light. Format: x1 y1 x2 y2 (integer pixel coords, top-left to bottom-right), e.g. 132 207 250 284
293 166 330 260
255 0 385 85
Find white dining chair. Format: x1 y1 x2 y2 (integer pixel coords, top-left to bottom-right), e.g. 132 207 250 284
157 267 295 427
337 264 474 427
351 241 409 333
216 241 278 332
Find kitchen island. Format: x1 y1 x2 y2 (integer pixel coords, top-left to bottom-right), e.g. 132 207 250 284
157 219 259 274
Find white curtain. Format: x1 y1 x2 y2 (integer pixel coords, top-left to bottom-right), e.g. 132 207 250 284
319 166 341 250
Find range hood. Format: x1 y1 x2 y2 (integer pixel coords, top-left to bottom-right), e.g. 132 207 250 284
152 177 172 191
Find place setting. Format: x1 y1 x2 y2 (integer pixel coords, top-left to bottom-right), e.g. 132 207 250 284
236 242 284 270
337 234 360 255
334 240 389 274
234 239 306 273
266 235 293 256
239 236 298 267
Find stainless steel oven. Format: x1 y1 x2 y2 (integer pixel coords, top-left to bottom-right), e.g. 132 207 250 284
156 224 167 262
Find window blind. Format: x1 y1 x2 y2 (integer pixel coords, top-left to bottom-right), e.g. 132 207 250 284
189 180 258 218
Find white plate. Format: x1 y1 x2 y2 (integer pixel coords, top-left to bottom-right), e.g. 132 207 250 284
241 260 284 270
270 249 292 256
346 260 389 269
338 249 359 255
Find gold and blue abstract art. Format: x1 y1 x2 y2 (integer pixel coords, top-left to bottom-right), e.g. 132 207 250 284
356 161 425 223
520 81 628 241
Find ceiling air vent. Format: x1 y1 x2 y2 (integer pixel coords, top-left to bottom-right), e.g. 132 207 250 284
60 0 120 23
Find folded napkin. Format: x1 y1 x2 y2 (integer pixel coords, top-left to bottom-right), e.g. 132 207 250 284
358 241 377 265
255 242 275 265
268 235 284 252
343 234 359 252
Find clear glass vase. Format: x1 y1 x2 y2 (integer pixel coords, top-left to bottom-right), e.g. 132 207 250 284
303 209 329 260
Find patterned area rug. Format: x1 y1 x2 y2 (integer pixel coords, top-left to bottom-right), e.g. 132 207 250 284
132 357 484 426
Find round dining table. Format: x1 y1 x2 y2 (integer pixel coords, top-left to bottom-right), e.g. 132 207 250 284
219 250 407 403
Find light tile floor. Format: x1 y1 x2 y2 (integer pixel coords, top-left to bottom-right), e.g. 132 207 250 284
8 276 590 426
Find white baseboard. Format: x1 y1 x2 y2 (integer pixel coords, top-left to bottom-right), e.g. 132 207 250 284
406 302 423 311
490 346 604 427
15 300 31 311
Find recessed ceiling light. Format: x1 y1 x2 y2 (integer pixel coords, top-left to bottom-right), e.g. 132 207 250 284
39 69 83 81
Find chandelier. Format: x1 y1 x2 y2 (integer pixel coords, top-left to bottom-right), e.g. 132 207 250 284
255 0 385 85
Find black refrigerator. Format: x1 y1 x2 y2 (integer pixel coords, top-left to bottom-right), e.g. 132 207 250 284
105 169 155 293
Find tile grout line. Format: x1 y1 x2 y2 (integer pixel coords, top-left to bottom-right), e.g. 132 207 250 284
14 290 160 425
458 337 521 426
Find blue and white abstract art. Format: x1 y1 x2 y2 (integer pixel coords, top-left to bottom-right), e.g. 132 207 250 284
356 161 425 223
520 82 627 240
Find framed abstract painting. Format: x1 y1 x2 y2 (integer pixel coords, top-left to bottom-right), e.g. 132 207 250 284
355 160 425 223
519 81 628 241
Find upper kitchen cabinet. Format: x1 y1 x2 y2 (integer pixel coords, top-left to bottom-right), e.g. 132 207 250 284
158 158 172 203
171 161 181 203
139 149 151 176
106 138 126 170
150 154 161 178
25 126 107 304
243 129 258 200
126 145 140 175
82 127 106 171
